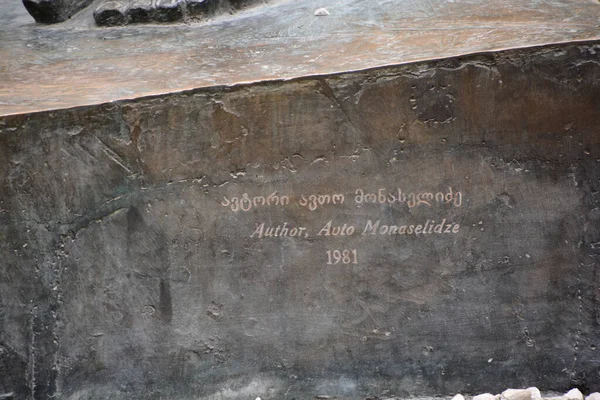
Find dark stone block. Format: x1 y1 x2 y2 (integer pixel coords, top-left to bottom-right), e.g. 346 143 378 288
186 0 218 17
22 0 93 23
151 0 185 23
1 42 599 398
93 0 128 26
127 0 153 24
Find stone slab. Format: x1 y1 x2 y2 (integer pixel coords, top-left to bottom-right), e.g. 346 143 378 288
1 41 599 399
1 0 600 116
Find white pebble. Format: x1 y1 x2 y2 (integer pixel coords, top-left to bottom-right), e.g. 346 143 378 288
474 394 497 400
314 7 330 16
585 393 600 400
529 387 542 400
502 387 541 400
565 389 584 400
452 394 465 400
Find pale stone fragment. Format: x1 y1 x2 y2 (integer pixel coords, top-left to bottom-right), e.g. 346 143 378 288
314 7 329 16
474 393 498 400
565 389 584 400
502 387 542 400
585 393 600 400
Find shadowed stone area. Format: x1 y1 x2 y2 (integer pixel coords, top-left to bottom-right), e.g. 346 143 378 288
22 0 94 23
21 0 270 26
94 0 264 26
0 41 599 399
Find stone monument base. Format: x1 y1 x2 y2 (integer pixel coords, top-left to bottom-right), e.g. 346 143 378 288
1 1 600 399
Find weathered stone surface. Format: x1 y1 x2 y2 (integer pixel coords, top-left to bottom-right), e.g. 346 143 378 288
22 0 93 23
0 42 599 399
5 0 600 116
93 0 128 26
127 0 153 23
152 0 185 22
94 0 186 25
185 0 213 18
22 0 268 26
92 0 267 26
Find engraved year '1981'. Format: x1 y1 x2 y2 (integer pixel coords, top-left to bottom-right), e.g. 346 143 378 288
326 249 358 265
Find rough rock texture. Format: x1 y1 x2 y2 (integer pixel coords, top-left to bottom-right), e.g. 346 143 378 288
0 42 599 399
93 0 128 26
94 0 269 26
22 0 93 23
22 0 269 26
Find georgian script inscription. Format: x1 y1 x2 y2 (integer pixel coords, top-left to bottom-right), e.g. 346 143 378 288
220 187 464 264
221 187 462 212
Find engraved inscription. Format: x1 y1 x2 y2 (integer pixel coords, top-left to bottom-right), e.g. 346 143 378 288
221 185 465 265
361 219 460 235
354 187 462 208
221 192 290 212
326 250 358 265
299 193 345 211
250 222 308 239
220 187 462 212
317 221 355 236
